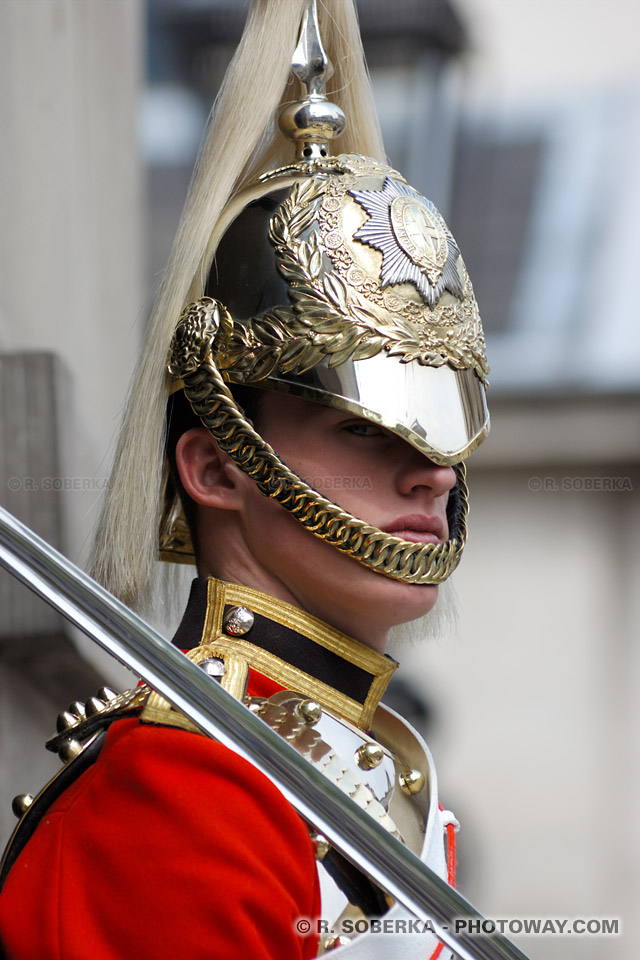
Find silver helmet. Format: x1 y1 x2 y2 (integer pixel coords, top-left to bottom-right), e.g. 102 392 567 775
160 2 489 586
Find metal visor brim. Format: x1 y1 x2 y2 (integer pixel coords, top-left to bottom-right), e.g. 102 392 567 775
259 355 489 465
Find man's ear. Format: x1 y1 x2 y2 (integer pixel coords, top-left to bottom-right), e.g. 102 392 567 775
175 428 244 511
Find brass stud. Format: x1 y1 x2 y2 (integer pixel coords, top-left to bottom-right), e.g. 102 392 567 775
295 699 322 725
97 686 117 702
11 794 34 819
399 767 425 795
223 606 255 636
199 657 226 679
58 739 83 763
324 935 351 950
310 832 330 861
84 696 106 717
56 710 79 733
68 700 86 718
355 742 384 770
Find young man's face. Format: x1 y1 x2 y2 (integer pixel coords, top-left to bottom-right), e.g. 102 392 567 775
210 391 457 651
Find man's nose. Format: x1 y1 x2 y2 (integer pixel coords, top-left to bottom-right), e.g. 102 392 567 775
395 454 457 499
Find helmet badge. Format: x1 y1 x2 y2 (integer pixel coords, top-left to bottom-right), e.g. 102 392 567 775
350 178 464 307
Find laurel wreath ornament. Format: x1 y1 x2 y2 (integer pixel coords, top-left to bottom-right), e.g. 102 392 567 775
214 171 488 386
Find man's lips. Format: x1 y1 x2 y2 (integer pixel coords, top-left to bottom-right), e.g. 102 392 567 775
381 514 444 545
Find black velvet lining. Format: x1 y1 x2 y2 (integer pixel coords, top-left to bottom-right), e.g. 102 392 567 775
172 579 389 707
171 578 209 650
446 465 463 539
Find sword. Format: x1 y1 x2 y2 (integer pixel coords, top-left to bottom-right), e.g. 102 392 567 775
0 505 531 960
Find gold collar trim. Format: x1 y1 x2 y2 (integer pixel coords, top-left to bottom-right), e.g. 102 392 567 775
197 578 397 730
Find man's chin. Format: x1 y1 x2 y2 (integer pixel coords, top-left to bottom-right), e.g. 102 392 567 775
386 579 459 653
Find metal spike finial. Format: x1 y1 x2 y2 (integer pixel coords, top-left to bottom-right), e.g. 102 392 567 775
278 0 346 159
291 0 332 97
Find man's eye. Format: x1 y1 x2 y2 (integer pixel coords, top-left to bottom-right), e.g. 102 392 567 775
343 422 383 437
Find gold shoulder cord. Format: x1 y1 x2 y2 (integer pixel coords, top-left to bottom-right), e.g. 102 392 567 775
141 642 249 731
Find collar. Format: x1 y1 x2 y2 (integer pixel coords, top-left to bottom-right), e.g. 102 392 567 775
172 578 397 730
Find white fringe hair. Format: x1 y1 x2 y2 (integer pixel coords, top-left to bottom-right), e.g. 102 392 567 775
387 578 460 654
89 0 385 613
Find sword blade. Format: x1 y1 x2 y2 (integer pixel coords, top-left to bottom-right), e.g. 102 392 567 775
0 505 531 960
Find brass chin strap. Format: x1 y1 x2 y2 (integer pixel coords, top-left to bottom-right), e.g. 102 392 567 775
167 302 468 586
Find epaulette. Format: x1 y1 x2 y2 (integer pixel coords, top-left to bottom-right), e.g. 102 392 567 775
46 685 150 760
1 642 248 884
0 684 148 892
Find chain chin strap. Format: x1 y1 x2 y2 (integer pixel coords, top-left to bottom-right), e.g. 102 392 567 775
169 303 468 586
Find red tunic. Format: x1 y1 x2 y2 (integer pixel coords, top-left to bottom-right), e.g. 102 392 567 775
0 673 321 960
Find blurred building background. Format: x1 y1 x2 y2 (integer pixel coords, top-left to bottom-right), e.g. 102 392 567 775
1 1 638 958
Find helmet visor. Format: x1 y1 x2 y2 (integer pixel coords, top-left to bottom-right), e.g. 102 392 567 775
262 353 489 465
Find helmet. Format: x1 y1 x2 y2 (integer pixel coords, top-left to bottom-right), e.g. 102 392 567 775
91 0 488 609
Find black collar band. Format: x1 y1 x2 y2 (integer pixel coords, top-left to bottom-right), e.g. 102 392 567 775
172 578 397 729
